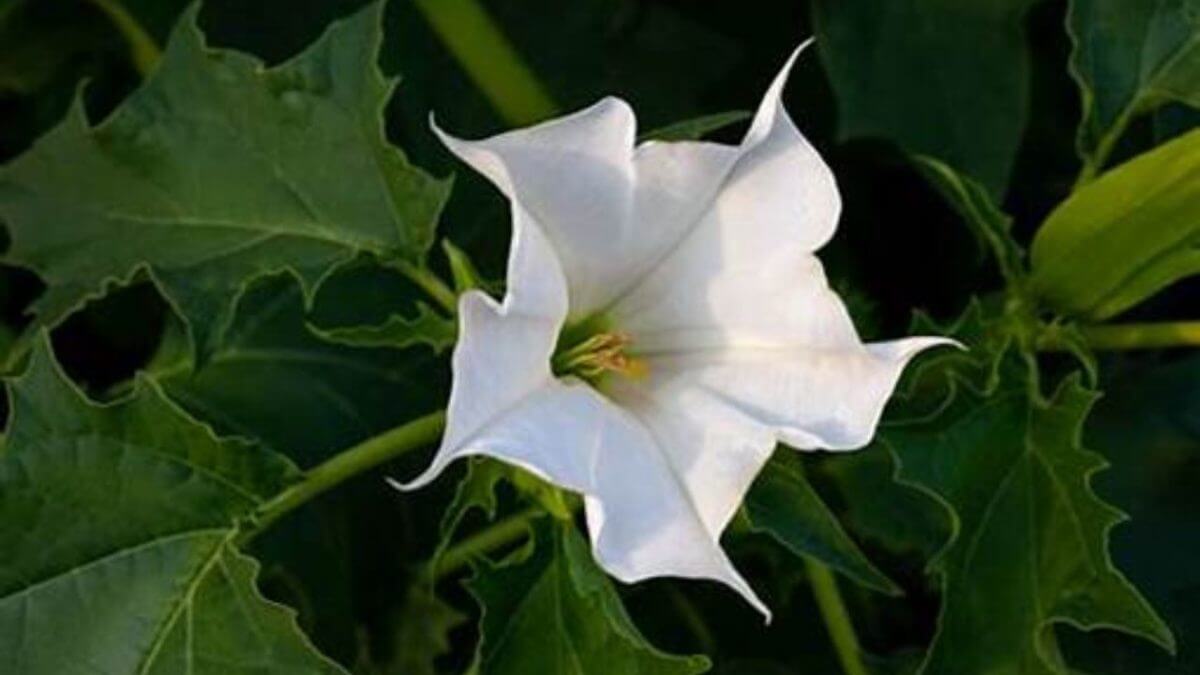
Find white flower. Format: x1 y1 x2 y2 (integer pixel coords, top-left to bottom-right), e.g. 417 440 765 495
399 44 954 619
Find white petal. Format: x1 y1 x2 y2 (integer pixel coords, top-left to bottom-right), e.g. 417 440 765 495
432 101 742 318
396 205 567 489
606 376 777 537
610 43 844 348
638 337 957 451
432 99 636 316
421 372 770 618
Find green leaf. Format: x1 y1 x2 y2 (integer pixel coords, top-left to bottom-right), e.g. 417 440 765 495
820 449 948 560
639 111 750 142
309 302 456 354
468 520 710 675
744 450 900 596
0 338 345 673
359 582 466 675
1030 128 1200 320
442 238 492 294
884 323 1173 674
149 273 444 466
812 0 1037 196
0 0 451 362
1059 353 1200 673
1069 0 1200 164
913 156 1025 284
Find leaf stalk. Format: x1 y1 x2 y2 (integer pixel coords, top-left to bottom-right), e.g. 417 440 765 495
1043 321 1200 352
806 557 870 675
412 0 558 125
239 410 446 543
87 0 161 77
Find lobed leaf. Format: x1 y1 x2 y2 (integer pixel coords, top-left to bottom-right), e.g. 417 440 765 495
0 338 344 673
468 520 709 675
886 316 1173 674
0 0 451 363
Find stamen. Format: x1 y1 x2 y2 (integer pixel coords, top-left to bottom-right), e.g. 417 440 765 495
552 331 648 382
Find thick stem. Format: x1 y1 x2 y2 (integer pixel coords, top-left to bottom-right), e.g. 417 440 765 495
1051 321 1200 351
87 0 160 76
806 557 870 675
392 260 460 316
412 0 557 126
239 411 446 543
433 506 542 578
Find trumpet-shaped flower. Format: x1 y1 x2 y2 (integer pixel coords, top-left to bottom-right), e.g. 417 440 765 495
399 44 954 618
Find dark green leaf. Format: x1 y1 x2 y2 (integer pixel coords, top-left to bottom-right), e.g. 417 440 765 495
1069 0 1200 164
150 273 443 466
820 449 948 560
812 0 1038 195
358 581 466 675
745 450 900 596
639 111 750 142
913 156 1025 284
0 1 450 361
469 521 709 675
310 301 455 354
1030 129 1200 320
1060 354 1200 674
0 338 344 673
885 323 1173 674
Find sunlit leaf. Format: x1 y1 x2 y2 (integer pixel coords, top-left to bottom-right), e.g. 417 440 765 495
0 1 450 362
0 338 344 673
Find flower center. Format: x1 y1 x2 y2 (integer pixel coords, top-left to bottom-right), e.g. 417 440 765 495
552 330 649 382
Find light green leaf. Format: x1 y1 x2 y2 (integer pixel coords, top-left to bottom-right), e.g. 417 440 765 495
468 521 710 675
0 0 450 362
885 325 1173 674
442 238 494 294
310 302 456 354
812 0 1037 195
639 111 750 143
0 338 345 674
744 450 900 596
1030 128 1200 320
1069 0 1200 165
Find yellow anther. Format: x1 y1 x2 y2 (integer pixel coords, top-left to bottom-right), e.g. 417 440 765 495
553 331 648 382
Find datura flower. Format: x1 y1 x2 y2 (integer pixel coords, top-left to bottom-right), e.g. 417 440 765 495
399 44 953 618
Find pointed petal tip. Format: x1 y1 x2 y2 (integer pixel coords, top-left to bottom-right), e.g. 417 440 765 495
385 457 451 492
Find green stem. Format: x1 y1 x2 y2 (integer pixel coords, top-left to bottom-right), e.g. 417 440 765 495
1047 321 1200 351
1074 103 1137 189
806 557 870 675
434 506 542 578
412 0 558 126
392 260 460 315
86 0 161 77
239 410 446 543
